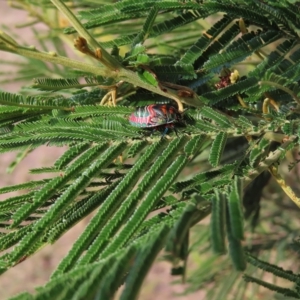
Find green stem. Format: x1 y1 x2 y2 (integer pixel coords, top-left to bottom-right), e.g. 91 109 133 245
243 135 297 187
118 68 204 110
0 44 114 78
49 0 205 109
259 80 300 105
50 0 122 71
0 42 204 109
0 30 18 47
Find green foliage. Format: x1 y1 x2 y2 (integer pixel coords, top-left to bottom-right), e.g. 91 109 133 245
1 0 300 299
210 191 226 255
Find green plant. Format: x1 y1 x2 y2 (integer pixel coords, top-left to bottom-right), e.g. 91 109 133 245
1 0 300 299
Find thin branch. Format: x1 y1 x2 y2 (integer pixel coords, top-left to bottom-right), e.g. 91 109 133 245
259 81 300 105
269 165 300 208
0 43 113 77
50 0 122 71
0 41 205 110
243 135 297 186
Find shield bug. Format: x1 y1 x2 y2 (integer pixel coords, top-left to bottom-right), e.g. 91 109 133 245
129 104 183 136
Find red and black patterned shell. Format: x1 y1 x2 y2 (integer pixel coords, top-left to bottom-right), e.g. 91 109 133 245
129 104 182 128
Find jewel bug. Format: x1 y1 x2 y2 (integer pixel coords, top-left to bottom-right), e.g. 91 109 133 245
129 104 183 136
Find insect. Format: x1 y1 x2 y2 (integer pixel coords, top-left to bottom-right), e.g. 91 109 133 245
129 104 183 136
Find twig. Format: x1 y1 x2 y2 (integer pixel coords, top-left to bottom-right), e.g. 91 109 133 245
269 165 300 208
259 81 300 105
50 0 122 71
243 135 297 186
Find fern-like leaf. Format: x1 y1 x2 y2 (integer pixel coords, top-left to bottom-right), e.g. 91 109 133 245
209 132 228 167
227 176 244 240
210 190 226 255
243 274 298 298
120 226 170 300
